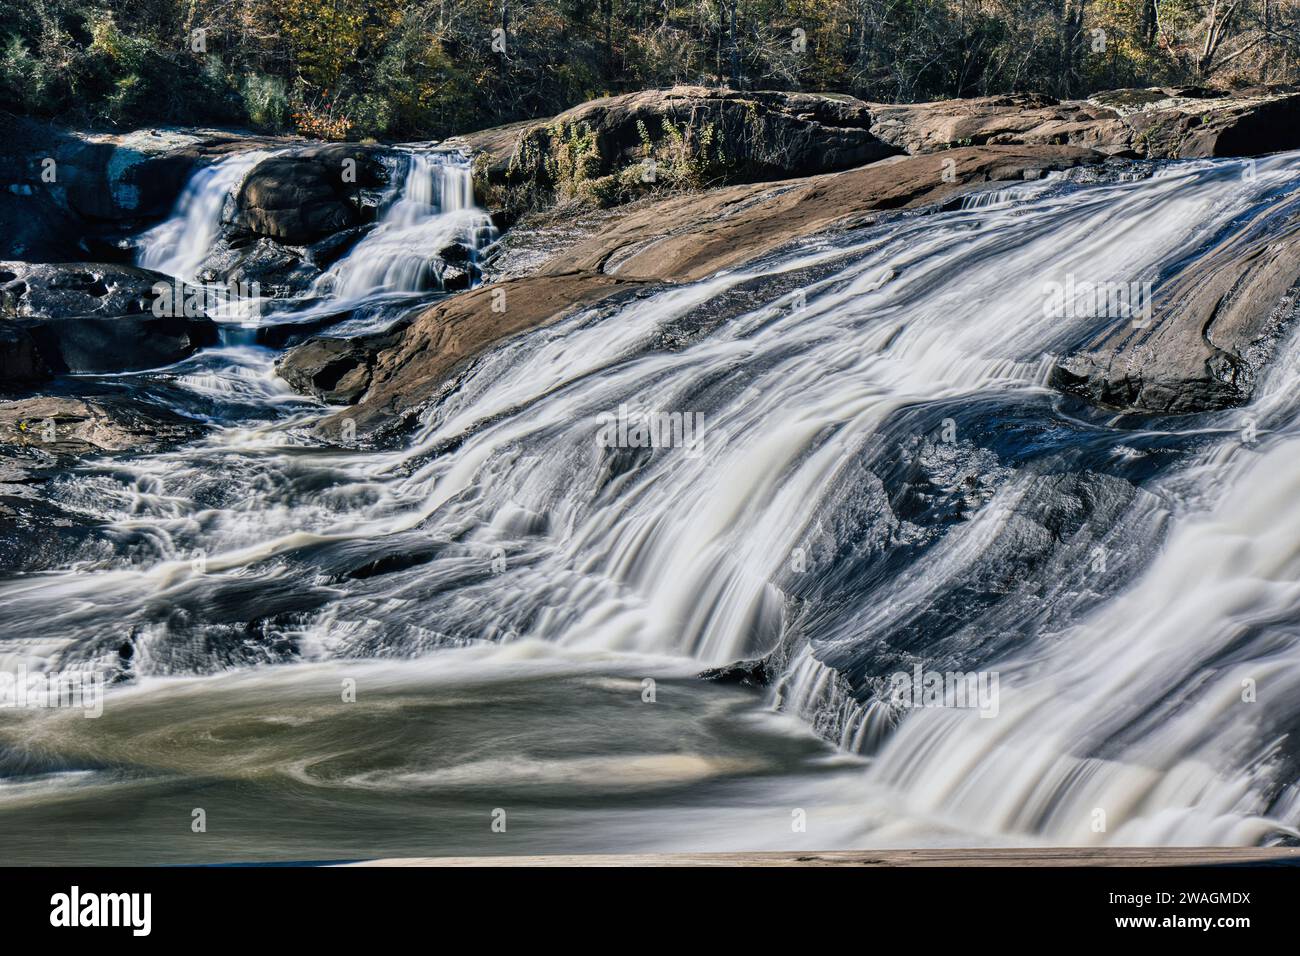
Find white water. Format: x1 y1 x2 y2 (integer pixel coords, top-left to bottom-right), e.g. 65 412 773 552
5 148 1300 856
136 151 270 280
313 151 497 302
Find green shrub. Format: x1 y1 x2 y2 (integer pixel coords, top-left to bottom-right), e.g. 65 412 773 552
241 73 290 129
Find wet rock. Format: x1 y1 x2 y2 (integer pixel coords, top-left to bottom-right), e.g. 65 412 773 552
818 468 1147 691
305 225 375 270
23 313 217 375
276 326 406 405
197 235 320 299
439 264 472 291
438 241 475 264
1050 220 1300 414
0 395 203 457
0 262 217 376
59 128 293 223
699 657 773 689
0 260 166 318
232 144 390 245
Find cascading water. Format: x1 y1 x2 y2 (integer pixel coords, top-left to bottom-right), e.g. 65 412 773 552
136 151 271 281
3 147 1300 863
313 151 497 302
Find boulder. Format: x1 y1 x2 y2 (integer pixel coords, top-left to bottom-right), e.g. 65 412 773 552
56 128 293 223
276 325 407 405
22 314 218 375
452 86 901 219
1051 221 1300 414
195 235 321 299
232 144 390 245
0 261 217 376
699 657 773 689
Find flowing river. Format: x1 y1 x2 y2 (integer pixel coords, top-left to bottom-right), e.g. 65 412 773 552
1 146 1299 863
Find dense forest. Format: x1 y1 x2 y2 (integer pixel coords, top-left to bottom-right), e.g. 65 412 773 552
2 0 1298 140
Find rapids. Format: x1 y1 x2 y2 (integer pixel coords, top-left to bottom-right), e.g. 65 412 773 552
2 146 1299 862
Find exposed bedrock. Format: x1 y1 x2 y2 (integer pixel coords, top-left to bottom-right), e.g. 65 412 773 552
300 145 1102 436
864 85 1300 160
0 115 296 261
452 86 903 222
0 261 216 381
0 395 202 457
1050 213 1300 414
452 85 1300 227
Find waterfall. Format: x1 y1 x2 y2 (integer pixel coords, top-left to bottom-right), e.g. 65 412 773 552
5 148 1300 856
136 148 495 314
314 151 497 302
136 151 271 281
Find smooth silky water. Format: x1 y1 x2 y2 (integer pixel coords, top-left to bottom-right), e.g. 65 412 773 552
2 149 1300 862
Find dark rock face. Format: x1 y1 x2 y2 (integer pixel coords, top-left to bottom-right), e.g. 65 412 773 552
305 225 375 270
0 323 48 386
24 314 218 375
276 326 406 405
232 144 390 245
0 190 88 263
0 261 216 377
817 467 1146 692
0 116 297 261
1050 216 1300 414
